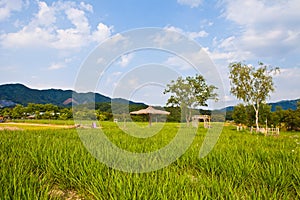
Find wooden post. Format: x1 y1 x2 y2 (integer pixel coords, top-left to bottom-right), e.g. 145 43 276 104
149 114 152 127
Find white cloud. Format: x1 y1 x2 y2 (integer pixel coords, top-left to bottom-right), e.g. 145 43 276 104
152 26 208 50
0 26 55 48
164 26 208 40
35 1 56 26
164 56 192 70
272 67 300 101
48 62 65 70
153 28 184 47
188 31 208 39
117 53 133 67
0 0 24 21
65 7 90 33
96 57 105 64
112 71 122 76
0 1 113 50
206 37 254 62
221 0 300 59
80 2 93 12
177 0 202 8
91 23 113 43
128 78 139 88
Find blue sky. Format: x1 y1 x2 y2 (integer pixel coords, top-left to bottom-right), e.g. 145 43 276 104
0 0 299 108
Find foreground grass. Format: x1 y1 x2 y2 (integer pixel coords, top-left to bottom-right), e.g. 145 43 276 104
0 122 299 199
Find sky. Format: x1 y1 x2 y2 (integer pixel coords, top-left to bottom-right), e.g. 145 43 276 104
0 0 299 109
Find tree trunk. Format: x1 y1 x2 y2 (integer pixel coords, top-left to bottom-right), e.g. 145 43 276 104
186 115 190 127
253 103 259 132
255 109 259 132
185 109 192 127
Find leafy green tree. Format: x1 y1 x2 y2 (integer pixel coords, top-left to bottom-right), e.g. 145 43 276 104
0 107 11 117
229 62 279 131
283 102 300 131
164 74 217 126
225 110 233 121
43 111 52 120
258 103 272 127
232 104 248 125
12 104 25 119
35 111 41 119
165 107 181 122
59 108 72 120
270 106 284 128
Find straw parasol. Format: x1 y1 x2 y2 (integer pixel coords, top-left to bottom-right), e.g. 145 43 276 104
130 106 170 126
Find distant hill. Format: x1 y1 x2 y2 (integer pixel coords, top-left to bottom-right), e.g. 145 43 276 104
0 83 144 107
269 99 299 111
220 99 299 112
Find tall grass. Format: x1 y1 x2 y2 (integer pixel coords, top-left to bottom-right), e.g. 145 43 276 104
0 122 299 199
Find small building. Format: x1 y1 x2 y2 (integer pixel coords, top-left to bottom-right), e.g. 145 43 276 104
192 115 211 128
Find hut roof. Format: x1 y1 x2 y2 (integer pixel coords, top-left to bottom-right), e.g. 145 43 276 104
130 106 170 115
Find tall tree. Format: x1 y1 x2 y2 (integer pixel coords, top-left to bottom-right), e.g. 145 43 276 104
164 74 217 126
232 104 248 125
229 62 279 131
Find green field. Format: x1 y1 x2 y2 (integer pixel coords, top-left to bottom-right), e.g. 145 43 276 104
0 122 299 199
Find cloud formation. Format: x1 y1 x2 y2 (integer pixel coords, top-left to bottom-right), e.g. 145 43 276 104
219 0 300 60
0 1 113 50
0 0 25 21
118 54 134 67
177 0 202 8
164 26 208 40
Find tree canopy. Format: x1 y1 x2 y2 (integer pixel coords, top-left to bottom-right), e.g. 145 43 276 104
164 74 217 125
229 62 279 131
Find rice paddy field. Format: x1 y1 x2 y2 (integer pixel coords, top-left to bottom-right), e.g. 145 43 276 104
0 121 299 199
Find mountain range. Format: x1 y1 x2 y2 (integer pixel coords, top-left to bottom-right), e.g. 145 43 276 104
0 83 144 108
0 83 299 111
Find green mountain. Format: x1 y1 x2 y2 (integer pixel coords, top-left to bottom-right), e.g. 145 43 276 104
0 83 114 106
269 99 299 111
221 99 299 112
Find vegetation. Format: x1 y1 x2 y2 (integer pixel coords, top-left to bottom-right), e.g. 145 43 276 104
229 62 279 131
233 102 300 131
2 100 300 130
0 102 148 122
0 123 299 199
164 74 217 125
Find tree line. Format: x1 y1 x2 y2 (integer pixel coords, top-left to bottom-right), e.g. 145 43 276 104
1 101 299 130
0 102 215 123
231 102 300 131
0 102 151 122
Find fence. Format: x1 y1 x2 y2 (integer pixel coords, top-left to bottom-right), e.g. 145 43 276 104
249 126 279 135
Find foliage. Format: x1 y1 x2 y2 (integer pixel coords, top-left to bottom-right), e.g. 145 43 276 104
229 62 279 130
164 74 217 125
231 102 300 131
232 104 248 125
283 103 300 131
